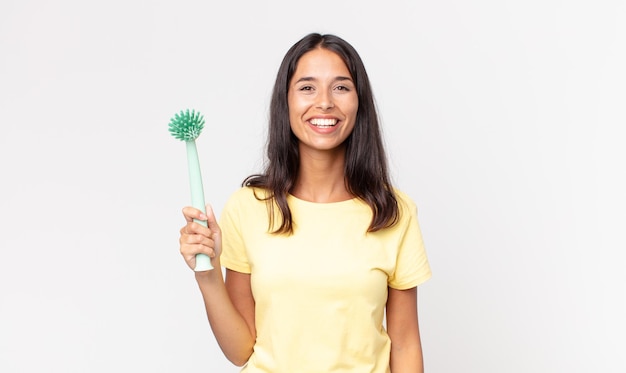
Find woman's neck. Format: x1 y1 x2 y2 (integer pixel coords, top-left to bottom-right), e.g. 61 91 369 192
290 146 353 203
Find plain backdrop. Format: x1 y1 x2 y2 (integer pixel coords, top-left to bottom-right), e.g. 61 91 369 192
1 0 624 372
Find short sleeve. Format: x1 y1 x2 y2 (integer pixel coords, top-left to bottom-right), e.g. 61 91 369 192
219 191 252 274
388 192 432 289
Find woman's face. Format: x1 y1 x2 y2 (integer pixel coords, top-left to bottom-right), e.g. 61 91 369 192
287 48 358 154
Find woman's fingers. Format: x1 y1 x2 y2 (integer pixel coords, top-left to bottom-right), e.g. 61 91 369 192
180 228 209 245
180 220 210 237
181 224 216 249
179 229 217 273
179 205 221 270
182 206 208 223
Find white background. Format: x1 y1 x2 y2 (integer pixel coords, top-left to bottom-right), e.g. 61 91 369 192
1 0 624 372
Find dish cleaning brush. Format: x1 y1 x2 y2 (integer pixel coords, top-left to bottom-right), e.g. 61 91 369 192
168 109 213 271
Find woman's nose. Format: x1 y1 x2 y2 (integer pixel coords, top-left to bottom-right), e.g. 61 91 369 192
316 90 334 110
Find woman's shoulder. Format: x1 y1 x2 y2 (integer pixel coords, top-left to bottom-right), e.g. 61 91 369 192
225 185 271 206
392 188 418 212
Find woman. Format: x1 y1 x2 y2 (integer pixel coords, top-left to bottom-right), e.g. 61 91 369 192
179 33 431 372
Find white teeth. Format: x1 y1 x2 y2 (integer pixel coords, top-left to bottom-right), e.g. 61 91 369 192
310 118 337 127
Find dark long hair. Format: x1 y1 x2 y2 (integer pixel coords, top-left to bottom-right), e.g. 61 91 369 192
244 33 398 234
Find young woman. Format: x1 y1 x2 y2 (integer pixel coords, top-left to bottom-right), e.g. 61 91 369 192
179 33 431 373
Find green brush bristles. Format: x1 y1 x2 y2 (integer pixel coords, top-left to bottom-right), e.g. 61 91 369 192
168 109 205 141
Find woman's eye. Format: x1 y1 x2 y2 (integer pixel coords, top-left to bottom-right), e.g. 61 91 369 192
336 85 351 91
299 85 313 91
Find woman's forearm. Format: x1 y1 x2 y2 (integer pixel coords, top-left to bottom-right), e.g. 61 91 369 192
195 266 255 366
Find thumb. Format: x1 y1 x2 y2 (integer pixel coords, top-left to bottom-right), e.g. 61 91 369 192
205 204 221 234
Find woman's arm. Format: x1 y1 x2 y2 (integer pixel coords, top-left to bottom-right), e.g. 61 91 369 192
194 268 256 366
180 206 256 366
386 287 424 373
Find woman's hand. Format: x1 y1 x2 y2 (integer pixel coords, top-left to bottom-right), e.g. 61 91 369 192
179 204 222 271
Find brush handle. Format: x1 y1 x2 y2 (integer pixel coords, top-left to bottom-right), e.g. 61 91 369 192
186 140 214 271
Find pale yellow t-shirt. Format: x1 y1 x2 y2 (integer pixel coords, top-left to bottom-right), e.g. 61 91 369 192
219 187 431 373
